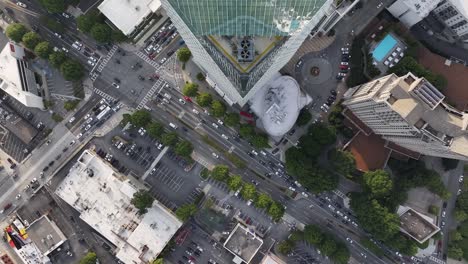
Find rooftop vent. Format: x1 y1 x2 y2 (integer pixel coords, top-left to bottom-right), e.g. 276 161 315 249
237 37 254 62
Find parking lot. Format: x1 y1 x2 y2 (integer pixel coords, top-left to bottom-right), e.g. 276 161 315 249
288 241 332 264
141 19 180 64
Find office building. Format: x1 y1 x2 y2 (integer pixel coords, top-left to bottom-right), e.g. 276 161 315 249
343 72 468 160
387 0 442 27
161 0 357 106
433 0 468 42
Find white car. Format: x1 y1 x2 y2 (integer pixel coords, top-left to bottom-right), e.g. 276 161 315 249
459 175 464 183
217 119 224 125
458 189 463 196
377 2 384 8
346 237 353 244
296 60 303 68
87 60 95 66
212 123 219 129
68 116 76 123
442 211 446 217
89 56 98 62
54 32 62 38
178 98 186 105
61 47 69 53
212 152 219 159
112 83 120 89
16 2 27 8
221 134 229 140
16 194 21 200
320 106 328 112
70 140 76 145
84 114 91 120
340 61 349 66
77 133 83 138
84 124 91 131
192 109 199 115
338 72 347 77
160 57 167 64
62 12 71 18
86 117 93 124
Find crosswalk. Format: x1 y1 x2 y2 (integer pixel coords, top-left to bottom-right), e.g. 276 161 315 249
90 45 118 82
135 50 162 69
136 79 165 110
428 256 445 264
93 88 126 109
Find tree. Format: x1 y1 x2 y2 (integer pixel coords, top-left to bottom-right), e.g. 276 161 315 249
182 83 199 97
450 231 463 242
250 134 270 149
196 92 212 107
442 158 459 171
277 240 295 254
455 210 468 222
239 124 255 139
303 225 324 245
40 0 65 13
77 15 96 33
129 110 151 127
329 150 356 179
60 59 84 81
151 259 164 264
34 41 52 59
196 72 205 81
112 30 128 42
49 51 67 68
177 47 191 63
211 165 229 182
63 100 79 111
255 193 272 208
333 244 351 264
268 202 285 221
448 245 463 259
79 252 97 264
224 113 240 127
308 124 336 145
161 132 179 147
175 140 193 157
210 100 226 118
298 135 321 158
22 32 41 50
241 183 257 200
175 204 197 221
296 109 312 126
227 175 242 191
428 205 439 215
91 24 112 43
318 235 337 256
147 121 164 139
131 190 154 214
6 23 28 42
363 170 393 197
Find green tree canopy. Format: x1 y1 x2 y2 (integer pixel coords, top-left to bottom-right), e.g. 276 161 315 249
251 134 270 149
22 32 41 50
448 245 463 259
318 235 337 256
277 240 295 255
363 170 393 197
268 202 285 222
151 258 164 264
161 132 179 147
196 92 212 107
112 30 128 42
308 124 336 145
224 113 240 127
442 158 459 171
298 135 321 158
239 124 255 139
296 109 312 126
63 100 79 111
177 47 192 63
91 23 112 43
182 82 199 97
175 203 197 222
255 193 272 208
210 100 226 118
241 183 257 200
60 59 84 81
49 51 67 68
34 41 52 59
6 23 29 42
304 225 324 245
131 190 154 214
77 14 96 33
129 110 151 127
40 0 65 13
79 252 97 264
332 244 351 264
329 150 356 179
175 140 193 157
227 175 243 191
196 72 205 81
147 121 164 139
211 165 229 182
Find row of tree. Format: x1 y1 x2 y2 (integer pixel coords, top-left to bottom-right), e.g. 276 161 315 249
285 123 339 193
278 225 350 264
122 110 194 158
77 10 126 43
207 165 285 221
6 23 84 81
448 165 468 260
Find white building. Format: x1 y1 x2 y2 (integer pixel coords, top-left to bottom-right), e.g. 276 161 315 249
433 0 468 42
55 150 182 264
0 43 44 109
387 0 442 27
98 0 162 36
343 72 468 160
161 0 356 106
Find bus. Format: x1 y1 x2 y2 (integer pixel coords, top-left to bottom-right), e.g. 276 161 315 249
96 106 111 120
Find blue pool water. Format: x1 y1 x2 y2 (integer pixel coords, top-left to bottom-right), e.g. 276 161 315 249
372 34 397 62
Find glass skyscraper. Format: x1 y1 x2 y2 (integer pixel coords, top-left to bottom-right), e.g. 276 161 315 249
162 0 332 106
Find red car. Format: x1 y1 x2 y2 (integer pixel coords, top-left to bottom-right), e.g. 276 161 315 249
184 96 192 103
339 65 348 70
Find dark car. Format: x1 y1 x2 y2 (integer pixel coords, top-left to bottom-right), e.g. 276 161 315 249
272 148 279 154
330 90 337 96
288 128 296 136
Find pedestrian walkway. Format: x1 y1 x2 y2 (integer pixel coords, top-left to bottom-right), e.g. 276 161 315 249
93 87 117 102
135 50 163 69
137 78 166 110
428 256 445 264
191 151 214 170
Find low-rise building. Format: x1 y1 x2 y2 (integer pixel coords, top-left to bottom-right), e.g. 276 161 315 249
387 0 442 27
0 43 44 109
55 150 182 264
397 206 440 244
433 0 468 42
223 223 263 264
343 72 468 161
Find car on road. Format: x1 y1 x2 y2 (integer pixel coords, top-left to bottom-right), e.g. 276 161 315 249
346 237 353 243
296 60 303 68
160 57 167 64
212 123 219 129
112 83 120 89
61 47 69 53
16 2 27 8
86 117 93 124
360 253 367 258
340 61 349 66
84 114 91 120
288 128 296 136
212 152 219 159
178 98 186 105
69 116 76 123
459 175 464 183
377 2 384 8
458 189 462 196
251 180 258 186
221 134 229 140
192 109 199 115
87 60 95 66
84 124 91 131
217 119 224 125
16 194 21 200
62 12 71 18
442 211 446 217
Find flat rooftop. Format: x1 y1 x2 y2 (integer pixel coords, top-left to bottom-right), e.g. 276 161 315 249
223 223 263 263
26 216 67 256
55 150 182 264
98 0 161 35
398 206 440 244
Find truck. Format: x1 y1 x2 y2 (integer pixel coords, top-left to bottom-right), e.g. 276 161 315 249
96 106 111 120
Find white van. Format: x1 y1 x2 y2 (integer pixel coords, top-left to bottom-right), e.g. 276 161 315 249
169 122 177 129
163 93 172 100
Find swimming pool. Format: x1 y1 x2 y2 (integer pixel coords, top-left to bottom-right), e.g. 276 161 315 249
372 34 397 62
